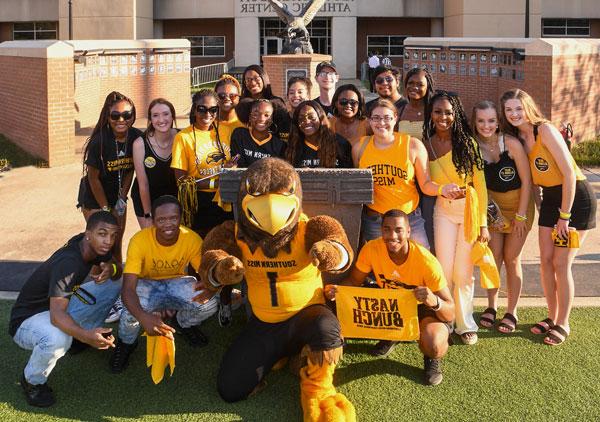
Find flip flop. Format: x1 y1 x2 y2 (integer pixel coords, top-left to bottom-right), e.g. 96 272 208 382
497 313 517 334
544 325 569 346
479 307 497 328
531 318 554 335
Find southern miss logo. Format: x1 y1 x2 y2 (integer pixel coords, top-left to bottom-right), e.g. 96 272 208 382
534 157 549 172
498 166 516 182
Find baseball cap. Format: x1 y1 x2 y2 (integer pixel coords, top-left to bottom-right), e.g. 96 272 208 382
316 61 337 74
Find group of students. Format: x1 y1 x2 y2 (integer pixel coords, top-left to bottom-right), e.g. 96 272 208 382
8 60 596 409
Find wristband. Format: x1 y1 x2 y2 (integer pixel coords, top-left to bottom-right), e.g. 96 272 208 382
101 205 111 212
143 212 151 219
111 263 118 277
209 178 216 190
437 184 444 196
515 213 527 222
430 296 442 311
559 209 571 220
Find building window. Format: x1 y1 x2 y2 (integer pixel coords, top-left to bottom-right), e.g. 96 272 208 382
184 36 225 57
542 19 590 37
13 22 57 40
260 18 331 55
367 35 407 57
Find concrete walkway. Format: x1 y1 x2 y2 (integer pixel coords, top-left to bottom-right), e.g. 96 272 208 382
1 143 599 302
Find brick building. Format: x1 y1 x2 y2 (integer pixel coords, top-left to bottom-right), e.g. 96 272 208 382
1 0 600 78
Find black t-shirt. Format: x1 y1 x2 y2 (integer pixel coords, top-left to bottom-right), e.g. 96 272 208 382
313 97 334 117
230 127 287 167
292 134 353 168
9 234 112 336
79 126 143 209
277 112 292 143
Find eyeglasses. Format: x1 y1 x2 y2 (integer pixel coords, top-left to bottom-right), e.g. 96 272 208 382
196 105 219 115
318 71 337 78
369 115 395 123
298 113 319 123
375 76 395 85
244 76 262 84
109 110 133 121
338 99 359 108
217 92 240 101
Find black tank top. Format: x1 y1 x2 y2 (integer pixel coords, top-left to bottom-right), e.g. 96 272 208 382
483 134 522 193
131 133 178 201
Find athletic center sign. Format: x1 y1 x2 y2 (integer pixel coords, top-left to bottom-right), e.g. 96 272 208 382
335 285 420 342
236 0 355 16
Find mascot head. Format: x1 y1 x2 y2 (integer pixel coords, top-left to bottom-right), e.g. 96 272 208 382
237 158 302 257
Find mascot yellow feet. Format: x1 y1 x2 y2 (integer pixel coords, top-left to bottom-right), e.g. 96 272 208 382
299 349 356 422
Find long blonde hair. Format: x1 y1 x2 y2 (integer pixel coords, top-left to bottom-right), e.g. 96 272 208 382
500 89 549 137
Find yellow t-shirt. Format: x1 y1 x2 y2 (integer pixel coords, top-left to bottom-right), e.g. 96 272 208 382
356 238 447 291
528 132 585 187
171 125 232 192
236 214 324 323
358 133 419 214
217 116 245 144
429 148 488 225
124 226 203 280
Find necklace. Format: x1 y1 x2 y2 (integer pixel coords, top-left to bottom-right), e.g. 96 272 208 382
152 136 171 150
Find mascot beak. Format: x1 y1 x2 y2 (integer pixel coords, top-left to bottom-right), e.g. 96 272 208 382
242 193 300 236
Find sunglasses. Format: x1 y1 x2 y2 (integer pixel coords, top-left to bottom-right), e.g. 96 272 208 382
217 92 240 101
196 105 219 115
339 99 359 108
109 110 134 121
375 76 395 85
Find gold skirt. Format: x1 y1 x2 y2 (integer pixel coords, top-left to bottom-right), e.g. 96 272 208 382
489 188 535 234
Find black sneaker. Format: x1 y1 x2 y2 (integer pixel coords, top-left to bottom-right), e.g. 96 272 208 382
178 324 209 347
68 338 89 355
369 340 398 357
218 303 233 327
423 356 443 386
20 373 55 407
109 339 137 373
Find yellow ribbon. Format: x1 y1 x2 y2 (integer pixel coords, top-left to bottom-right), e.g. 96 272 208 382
463 185 480 244
143 333 176 384
471 241 500 289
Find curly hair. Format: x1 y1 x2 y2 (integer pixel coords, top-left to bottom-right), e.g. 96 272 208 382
285 100 338 168
423 90 483 177
190 89 226 162
82 91 136 174
331 84 367 120
403 67 435 113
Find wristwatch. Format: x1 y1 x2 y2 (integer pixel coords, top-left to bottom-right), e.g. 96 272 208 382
144 213 152 219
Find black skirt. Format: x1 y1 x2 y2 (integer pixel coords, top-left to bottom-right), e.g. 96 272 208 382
539 179 596 230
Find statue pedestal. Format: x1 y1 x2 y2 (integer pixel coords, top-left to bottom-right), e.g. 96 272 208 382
262 53 332 99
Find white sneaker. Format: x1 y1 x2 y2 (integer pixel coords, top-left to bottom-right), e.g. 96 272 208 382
104 297 123 323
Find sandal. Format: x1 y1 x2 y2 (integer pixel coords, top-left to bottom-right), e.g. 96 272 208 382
479 307 497 328
497 313 517 334
460 332 478 345
531 318 554 335
544 325 569 346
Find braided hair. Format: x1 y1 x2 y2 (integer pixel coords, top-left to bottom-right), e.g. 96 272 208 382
423 90 483 177
286 100 338 168
190 89 226 164
82 91 136 175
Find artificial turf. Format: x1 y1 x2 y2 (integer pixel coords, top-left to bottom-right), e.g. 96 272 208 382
1 300 599 421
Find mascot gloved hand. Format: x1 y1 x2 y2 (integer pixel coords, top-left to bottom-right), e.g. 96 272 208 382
200 158 356 422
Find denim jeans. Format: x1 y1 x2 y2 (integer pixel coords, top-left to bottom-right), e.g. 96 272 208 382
13 278 122 385
361 207 430 249
118 276 219 344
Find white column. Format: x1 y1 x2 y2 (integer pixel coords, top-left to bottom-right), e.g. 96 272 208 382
331 16 356 79
235 17 260 68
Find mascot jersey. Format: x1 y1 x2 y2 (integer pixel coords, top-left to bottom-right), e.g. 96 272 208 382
236 214 324 324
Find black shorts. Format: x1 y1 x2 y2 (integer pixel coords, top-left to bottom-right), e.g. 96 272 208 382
539 180 596 230
418 304 453 332
191 191 233 234
217 304 342 403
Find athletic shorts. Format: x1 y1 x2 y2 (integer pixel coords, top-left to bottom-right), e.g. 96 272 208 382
539 179 596 230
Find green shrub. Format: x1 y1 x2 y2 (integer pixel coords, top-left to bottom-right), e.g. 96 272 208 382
572 138 600 167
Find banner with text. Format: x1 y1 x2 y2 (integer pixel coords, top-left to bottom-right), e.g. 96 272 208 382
336 285 419 341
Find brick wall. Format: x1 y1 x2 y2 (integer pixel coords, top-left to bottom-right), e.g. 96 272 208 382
263 53 332 100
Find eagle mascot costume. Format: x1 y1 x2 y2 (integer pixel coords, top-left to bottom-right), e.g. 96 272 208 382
200 158 356 421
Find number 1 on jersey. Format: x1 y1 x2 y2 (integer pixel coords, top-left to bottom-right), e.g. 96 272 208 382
267 271 278 306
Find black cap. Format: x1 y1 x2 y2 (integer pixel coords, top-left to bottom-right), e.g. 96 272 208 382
316 61 337 74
